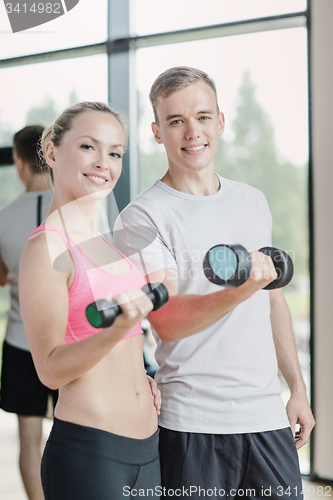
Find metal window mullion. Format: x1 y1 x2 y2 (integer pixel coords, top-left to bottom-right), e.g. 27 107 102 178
134 13 307 49
0 43 107 69
107 0 135 228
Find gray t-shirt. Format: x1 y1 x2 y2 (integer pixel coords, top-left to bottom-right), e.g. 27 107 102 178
114 175 289 434
0 190 111 352
0 190 53 351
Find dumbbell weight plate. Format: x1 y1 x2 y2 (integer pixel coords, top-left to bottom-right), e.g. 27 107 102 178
86 298 120 329
85 302 104 328
203 244 252 288
258 247 294 290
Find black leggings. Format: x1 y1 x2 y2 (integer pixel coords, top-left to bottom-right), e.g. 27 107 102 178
41 417 161 500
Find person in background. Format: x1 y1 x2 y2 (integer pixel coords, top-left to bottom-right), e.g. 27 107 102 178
0 125 55 500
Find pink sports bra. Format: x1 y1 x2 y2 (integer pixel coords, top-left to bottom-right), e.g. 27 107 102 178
30 225 145 344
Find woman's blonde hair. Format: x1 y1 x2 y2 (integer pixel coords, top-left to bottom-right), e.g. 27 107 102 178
39 101 128 174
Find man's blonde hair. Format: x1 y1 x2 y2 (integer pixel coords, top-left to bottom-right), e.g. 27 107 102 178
149 66 219 123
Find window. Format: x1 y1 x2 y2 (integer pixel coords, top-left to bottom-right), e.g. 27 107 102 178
135 13 310 475
0 0 107 58
0 0 312 476
0 165 23 206
0 54 108 147
135 0 307 35
137 27 308 186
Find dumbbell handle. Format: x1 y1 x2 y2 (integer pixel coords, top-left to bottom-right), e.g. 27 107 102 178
86 282 169 329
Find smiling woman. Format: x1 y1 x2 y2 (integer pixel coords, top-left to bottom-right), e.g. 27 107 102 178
18 101 163 500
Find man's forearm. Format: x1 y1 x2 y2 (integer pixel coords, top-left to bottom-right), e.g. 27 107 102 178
148 285 258 343
270 289 306 394
270 289 315 447
147 252 280 343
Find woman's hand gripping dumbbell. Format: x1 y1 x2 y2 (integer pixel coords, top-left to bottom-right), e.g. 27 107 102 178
203 244 293 290
86 282 169 329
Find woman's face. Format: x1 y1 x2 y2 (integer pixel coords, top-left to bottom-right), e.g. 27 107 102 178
47 110 125 202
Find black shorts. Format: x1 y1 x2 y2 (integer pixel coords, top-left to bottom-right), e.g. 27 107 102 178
0 340 58 417
159 426 303 499
41 417 161 499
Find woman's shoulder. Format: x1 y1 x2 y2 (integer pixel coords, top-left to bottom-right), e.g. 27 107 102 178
24 227 73 274
28 226 67 250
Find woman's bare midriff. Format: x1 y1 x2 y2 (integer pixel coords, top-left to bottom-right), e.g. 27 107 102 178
54 335 158 439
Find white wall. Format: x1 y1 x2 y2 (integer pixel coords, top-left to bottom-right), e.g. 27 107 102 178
311 0 333 481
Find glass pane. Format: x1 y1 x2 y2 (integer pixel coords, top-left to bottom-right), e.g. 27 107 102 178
0 54 108 147
136 27 310 473
0 0 107 58
0 164 23 206
135 0 307 35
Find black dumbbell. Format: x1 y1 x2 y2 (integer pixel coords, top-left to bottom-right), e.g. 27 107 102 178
203 244 293 290
86 282 169 329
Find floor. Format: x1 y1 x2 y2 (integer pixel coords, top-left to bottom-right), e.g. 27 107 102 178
0 410 52 500
0 410 330 499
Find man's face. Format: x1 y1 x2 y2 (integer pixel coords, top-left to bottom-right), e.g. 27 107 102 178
152 81 225 175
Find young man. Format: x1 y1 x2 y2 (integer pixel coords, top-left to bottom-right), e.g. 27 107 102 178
114 67 315 498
